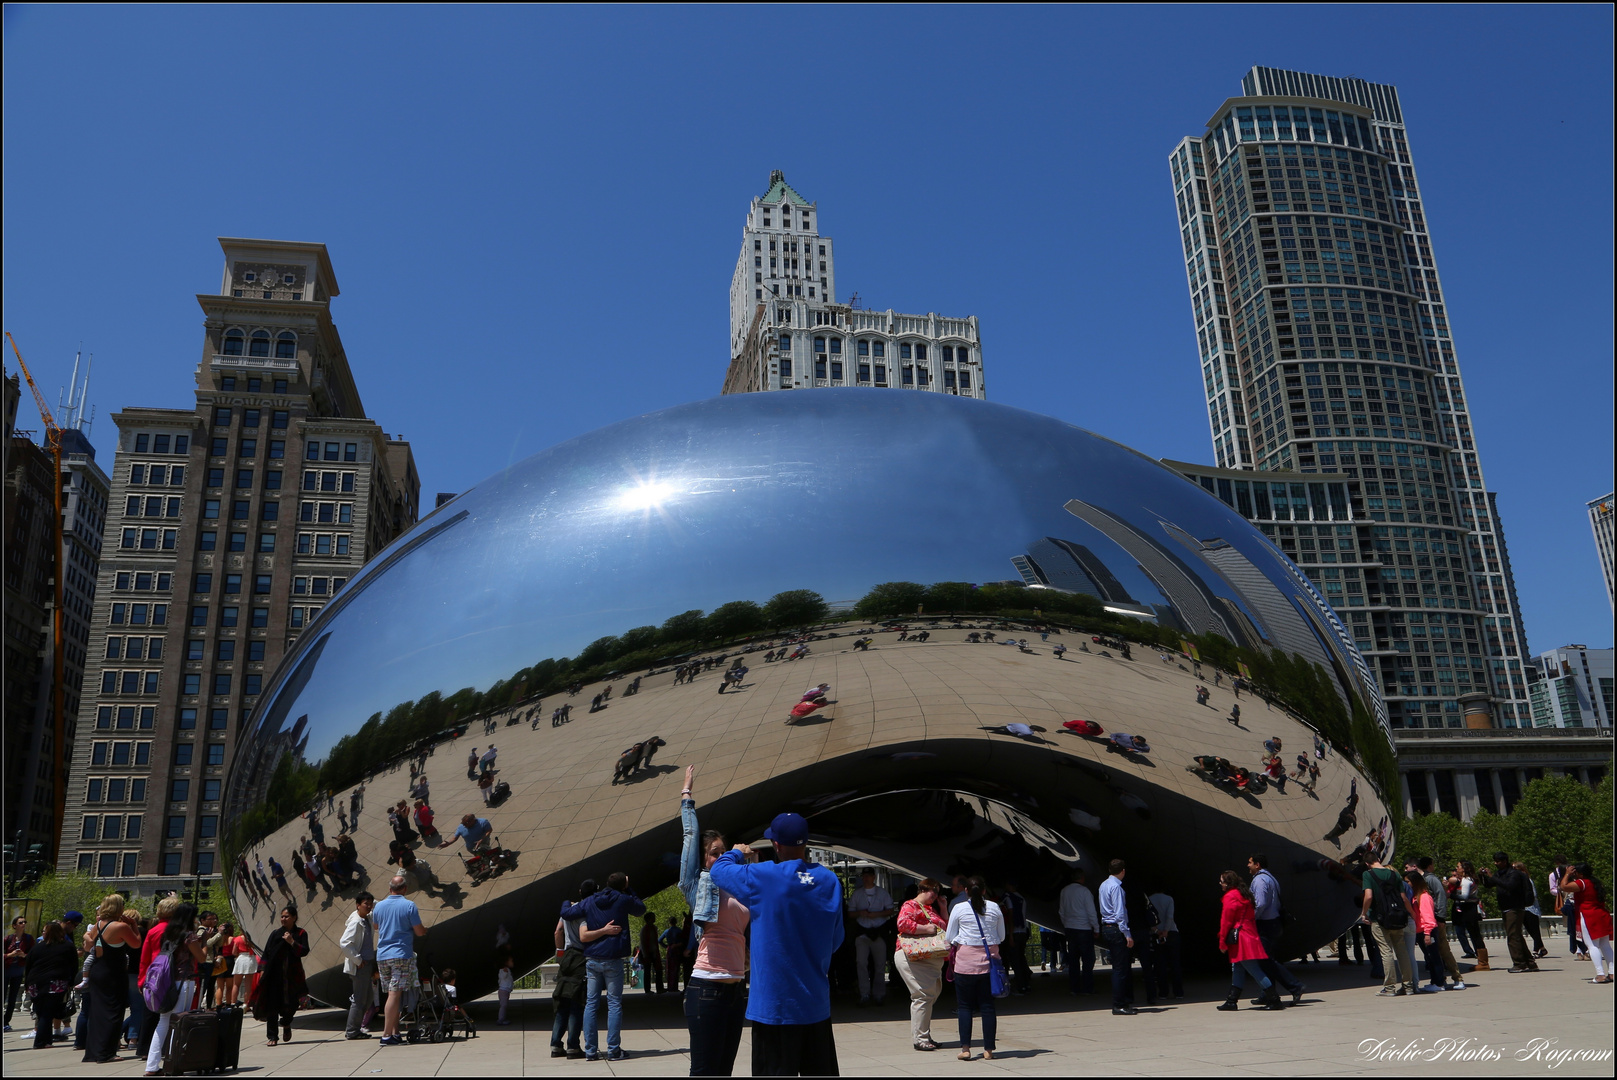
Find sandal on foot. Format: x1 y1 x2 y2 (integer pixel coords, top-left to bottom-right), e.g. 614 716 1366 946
958 1049 972 1060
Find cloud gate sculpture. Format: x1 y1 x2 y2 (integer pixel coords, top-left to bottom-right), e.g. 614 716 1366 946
225 390 1394 1004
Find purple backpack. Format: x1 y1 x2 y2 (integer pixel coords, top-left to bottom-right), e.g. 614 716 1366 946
142 944 181 1013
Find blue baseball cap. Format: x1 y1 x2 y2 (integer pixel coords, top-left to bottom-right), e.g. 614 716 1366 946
62 911 84 924
763 812 809 847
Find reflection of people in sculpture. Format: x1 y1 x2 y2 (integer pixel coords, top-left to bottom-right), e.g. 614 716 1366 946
1063 719 1104 737
1109 733 1150 755
993 723 1047 740
787 685 834 724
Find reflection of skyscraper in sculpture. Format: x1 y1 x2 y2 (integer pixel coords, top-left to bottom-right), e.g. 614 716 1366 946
1159 522 1335 675
1063 499 1248 645
1012 538 1137 604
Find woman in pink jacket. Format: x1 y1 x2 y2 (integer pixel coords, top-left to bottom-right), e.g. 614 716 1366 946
1216 871 1283 1011
1405 870 1450 992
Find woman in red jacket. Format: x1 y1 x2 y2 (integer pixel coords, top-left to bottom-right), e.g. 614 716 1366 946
1216 871 1283 1011
1560 863 1613 984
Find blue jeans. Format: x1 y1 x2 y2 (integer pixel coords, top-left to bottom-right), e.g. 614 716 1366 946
1101 926 1132 1008
583 958 624 1056
684 979 746 1076
1230 959 1272 991
551 995 582 1051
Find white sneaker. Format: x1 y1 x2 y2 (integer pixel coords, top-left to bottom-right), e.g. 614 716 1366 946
1449 981 1466 990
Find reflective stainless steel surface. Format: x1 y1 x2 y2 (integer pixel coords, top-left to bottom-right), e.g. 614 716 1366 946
225 390 1393 1003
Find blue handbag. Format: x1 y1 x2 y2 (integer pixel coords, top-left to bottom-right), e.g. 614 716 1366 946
970 908 1011 998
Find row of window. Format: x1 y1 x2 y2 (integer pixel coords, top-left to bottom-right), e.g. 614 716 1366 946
212 407 290 429
288 606 323 629
129 464 186 487
101 670 160 694
165 778 222 802
188 605 271 628
784 359 975 389
201 498 280 521
114 572 172 592
298 533 351 555
218 376 288 394
93 705 155 730
194 572 274 595
307 441 360 462
212 437 286 459
131 433 189 455
80 814 142 841
76 852 141 878
293 575 344 595
187 638 266 662
109 603 168 626
89 741 154 767
106 636 164 660
205 467 284 489
303 471 356 492
84 777 147 803
301 501 354 523
221 329 296 358
126 496 182 518
179 672 264 696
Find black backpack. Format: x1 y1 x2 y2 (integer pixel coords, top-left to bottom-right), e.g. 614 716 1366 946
1368 868 1408 929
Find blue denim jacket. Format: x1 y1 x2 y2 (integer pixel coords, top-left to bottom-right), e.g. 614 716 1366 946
679 799 719 944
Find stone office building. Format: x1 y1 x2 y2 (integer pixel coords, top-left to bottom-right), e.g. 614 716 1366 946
722 171 986 399
58 239 419 889
5 374 110 867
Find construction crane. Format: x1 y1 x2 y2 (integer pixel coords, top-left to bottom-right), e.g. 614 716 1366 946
5 331 69 862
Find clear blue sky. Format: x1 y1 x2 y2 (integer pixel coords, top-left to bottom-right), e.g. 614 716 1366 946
4 5 1611 649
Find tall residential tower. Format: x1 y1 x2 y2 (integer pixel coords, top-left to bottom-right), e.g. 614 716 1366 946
1590 493 1614 611
1168 67 1531 728
722 171 985 399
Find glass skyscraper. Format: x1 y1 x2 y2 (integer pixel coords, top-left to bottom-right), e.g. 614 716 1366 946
1168 66 1531 728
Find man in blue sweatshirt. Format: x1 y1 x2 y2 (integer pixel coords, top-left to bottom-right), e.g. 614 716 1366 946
710 812 844 1076
558 871 645 1061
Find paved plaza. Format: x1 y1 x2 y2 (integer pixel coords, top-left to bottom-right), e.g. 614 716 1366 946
6 954 1611 1076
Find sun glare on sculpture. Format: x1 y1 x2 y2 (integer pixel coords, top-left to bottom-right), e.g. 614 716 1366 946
616 480 680 512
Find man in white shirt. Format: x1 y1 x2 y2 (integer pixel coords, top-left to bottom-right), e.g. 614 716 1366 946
848 869 894 1006
1058 870 1100 995
480 746 498 775
1147 889 1183 999
339 892 378 1040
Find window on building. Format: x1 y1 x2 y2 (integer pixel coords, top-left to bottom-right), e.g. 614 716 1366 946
248 331 271 357
275 332 296 359
223 329 245 355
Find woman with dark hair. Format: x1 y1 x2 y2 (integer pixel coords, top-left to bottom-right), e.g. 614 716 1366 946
678 765 751 1076
143 902 204 1076
944 875 1005 1061
249 907 309 1046
894 878 949 1052
81 894 140 1064
23 922 77 1048
1448 860 1489 969
1216 871 1282 1011
1560 863 1613 984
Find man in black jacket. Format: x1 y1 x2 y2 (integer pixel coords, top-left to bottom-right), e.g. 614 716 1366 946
1480 852 1538 973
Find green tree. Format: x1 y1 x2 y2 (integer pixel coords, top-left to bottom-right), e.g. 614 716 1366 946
19 871 113 930
577 635 622 668
1504 774 1598 890
704 601 765 641
764 590 829 629
661 609 706 641
853 581 928 619
921 582 974 614
1584 773 1613 890
619 625 661 654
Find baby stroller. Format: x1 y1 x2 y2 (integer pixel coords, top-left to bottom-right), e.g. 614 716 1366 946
430 971 477 1042
403 969 439 1043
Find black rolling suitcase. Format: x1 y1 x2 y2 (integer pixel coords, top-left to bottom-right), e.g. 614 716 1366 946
214 1004 244 1071
162 1009 220 1075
